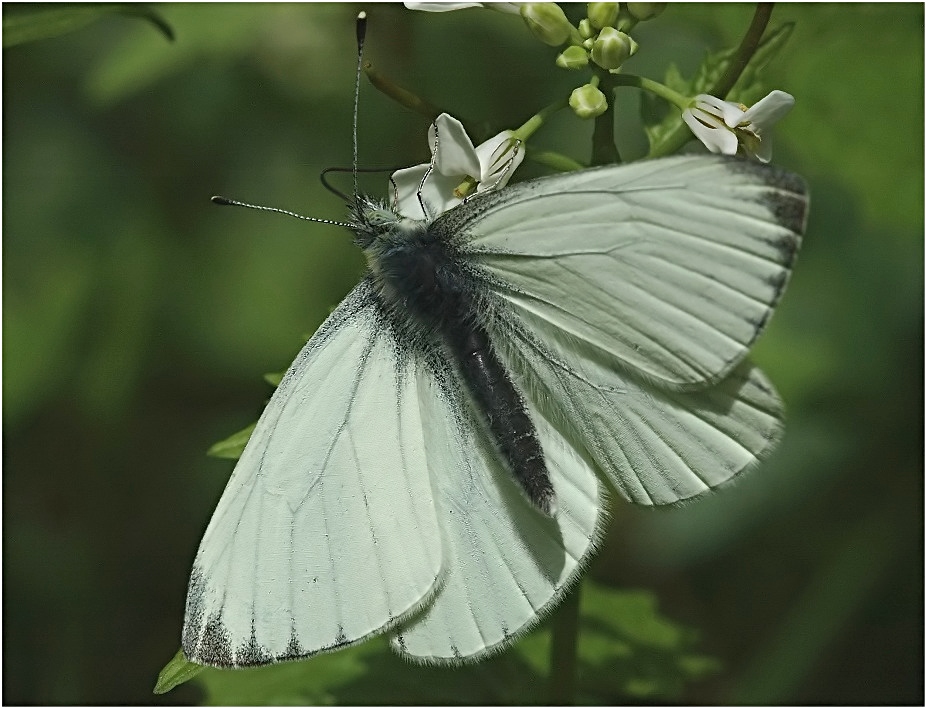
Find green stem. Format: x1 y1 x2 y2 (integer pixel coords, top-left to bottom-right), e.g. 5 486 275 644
711 2 775 99
549 582 583 705
527 148 585 172
512 97 569 143
591 71 620 165
610 73 689 109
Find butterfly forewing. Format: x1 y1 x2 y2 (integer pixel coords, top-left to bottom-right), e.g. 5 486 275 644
183 283 444 667
445 155 808 388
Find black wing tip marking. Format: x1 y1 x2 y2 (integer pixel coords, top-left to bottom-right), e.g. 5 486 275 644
724 155 806 193
182 567 236 668
196 611 234 667
181 567 315 669
238 626 272 666
724 158 808 347
335 625 349 645
182 624 333 669
285 628 306 659
767 192 808 243
725 157 809 237
182 566 207 649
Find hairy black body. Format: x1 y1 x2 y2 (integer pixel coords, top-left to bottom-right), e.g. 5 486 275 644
353 201 554 515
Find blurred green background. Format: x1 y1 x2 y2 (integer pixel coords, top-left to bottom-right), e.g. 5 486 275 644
3 3 922 704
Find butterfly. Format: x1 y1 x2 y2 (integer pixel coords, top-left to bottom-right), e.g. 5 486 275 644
181 153 807 667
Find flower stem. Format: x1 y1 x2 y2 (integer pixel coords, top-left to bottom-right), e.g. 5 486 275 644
711 2 775 99
610 73 689 109
591 71 620 165
549 582 583 704
527 148 585 172
512 97 569 142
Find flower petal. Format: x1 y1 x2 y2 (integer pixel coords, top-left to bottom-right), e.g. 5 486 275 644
390 164 431 219
489 3 524 13
390 164 463 220
403 2 486 11
474 131 524 188
682 108 738 155
694 94 745 128
428 114 481 178
740 90 795 129
419 172 464 217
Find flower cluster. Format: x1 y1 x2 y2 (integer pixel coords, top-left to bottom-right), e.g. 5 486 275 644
396 3 797 210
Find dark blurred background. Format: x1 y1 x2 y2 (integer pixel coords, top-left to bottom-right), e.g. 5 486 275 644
3 3 922 704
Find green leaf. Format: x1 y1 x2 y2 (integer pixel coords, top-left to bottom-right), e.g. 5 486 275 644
207 423 255 460
153 648 204 695
574 582 722 701
263 371 284 387
2 3 174 48
206 371 282 459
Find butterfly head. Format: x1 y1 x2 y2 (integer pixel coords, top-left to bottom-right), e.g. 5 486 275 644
349 195 425 249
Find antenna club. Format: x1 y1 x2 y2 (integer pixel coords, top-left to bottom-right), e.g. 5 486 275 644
211 196 234 206
356 12 368 45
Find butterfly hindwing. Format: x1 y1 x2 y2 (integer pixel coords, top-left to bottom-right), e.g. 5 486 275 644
491 304 785 506
390 353 603 662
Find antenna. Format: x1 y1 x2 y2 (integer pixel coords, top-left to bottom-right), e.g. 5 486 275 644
209 15 373 232
353 11 368 204
210 196 353 229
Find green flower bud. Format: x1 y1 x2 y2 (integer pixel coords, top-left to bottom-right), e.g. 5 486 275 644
582 36 595 50
578 17 594 39
569 83 608 118
626 2 667 21
587 2 619 30
520 3 574 47
590 27 638 70
556 45 590 70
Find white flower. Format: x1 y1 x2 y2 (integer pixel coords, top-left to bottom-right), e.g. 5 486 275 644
403 2 522 13
681 90 794 163
391 114 525 220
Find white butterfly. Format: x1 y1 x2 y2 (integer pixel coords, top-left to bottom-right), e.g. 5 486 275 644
182 154 807 667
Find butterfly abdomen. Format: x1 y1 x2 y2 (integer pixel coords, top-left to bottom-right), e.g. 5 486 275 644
366 221 554 516
447 321 555 516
